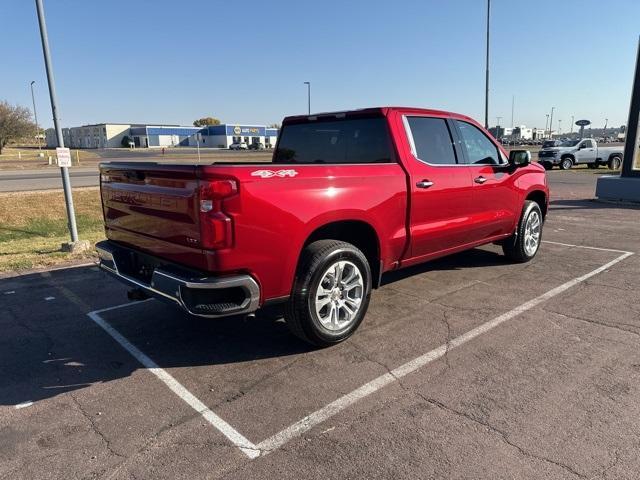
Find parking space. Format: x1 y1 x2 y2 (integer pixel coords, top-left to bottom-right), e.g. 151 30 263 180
3 173 640 479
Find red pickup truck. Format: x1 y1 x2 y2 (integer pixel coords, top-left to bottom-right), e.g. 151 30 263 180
97 107 548 346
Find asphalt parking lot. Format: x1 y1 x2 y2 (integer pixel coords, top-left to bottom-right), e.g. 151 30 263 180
2 170 640 480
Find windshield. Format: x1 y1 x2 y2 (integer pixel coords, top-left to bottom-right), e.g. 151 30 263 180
542 140 559 148
561 140 580 147
274 117 394 164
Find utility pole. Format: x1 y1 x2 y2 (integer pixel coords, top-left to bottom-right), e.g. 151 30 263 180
29 81 42 152
35 0 82 249
304 81 311 115
549 107 555 139
511 95 515 128
484 0 490 129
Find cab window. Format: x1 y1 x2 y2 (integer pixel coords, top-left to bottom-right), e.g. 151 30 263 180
455 120 503 165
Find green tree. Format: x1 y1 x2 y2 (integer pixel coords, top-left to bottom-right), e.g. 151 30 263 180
193 117 221 127
0 101 35 154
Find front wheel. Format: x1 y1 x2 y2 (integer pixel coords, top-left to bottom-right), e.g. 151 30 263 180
608 155 622 170
560 157 573 170
502 200 543 263
285 240 372 347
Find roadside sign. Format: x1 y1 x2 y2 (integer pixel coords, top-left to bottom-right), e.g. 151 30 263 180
56 147 71 167
575 119 591 127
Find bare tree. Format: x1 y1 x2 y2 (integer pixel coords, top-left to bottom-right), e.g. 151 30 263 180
0 101 36 154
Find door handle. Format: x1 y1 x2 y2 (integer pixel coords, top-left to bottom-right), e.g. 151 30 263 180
416 180 434 189
474 176 487 184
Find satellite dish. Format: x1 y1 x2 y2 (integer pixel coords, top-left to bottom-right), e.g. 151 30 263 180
575 119 591 127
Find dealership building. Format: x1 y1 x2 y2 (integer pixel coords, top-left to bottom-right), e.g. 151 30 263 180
47 123 279 149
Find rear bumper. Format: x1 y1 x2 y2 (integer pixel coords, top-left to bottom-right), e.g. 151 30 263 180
96 240 260 318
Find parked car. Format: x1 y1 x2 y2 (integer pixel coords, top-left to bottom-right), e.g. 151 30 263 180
97 107 549 346
229 142 248 150
538 138 623 170
248 142 265 150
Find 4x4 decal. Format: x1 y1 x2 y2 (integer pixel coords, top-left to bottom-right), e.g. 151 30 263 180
251 169 299 178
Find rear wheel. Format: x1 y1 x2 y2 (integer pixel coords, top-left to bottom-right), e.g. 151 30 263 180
502 200 543 263
608 155 622 170
285 240 372 347
560 157 573 170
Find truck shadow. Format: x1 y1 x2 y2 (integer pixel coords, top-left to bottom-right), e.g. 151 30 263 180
550 199 640 211
381 247 507 286
0 247 514 407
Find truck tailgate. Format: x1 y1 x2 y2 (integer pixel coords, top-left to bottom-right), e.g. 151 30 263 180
100 163 203 257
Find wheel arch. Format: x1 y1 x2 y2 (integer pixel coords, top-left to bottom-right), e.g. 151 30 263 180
525 190 548 219
302 220 382 288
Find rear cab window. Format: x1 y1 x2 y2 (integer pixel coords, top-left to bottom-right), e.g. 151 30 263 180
404 116 459 165
274 116 394 164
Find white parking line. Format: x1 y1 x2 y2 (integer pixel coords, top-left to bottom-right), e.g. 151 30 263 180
87 245 633 459
88 302 260 459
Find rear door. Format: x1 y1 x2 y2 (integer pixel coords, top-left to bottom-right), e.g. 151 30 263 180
400 114 475 260
452 119 519 242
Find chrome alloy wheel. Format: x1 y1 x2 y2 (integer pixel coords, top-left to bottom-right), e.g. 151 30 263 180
523 210 541 256
314 260 364 331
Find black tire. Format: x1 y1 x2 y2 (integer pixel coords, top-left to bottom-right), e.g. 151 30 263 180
285 240 372 347
560 157 573 170
541 161 553 171
502 200 543 263
608 155 622 170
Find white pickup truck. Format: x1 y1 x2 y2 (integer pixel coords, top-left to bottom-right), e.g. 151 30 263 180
537 139 623 170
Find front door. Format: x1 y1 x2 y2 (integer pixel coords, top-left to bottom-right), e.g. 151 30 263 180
400 115 475 260
453 119 519 242
575 139 597 163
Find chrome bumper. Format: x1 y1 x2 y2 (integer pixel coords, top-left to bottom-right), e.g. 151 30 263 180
96 241 260 318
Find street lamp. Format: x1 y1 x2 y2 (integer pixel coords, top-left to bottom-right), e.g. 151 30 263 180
303 81 311 115
35 0 81 248
29 81 42 152
484 0 490 129
549 107 555 138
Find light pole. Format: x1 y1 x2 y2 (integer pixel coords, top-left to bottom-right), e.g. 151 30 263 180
544 114 549 138
484 0 490 129
570 115 574 134
304 81 311 115
30 81 42 152
603 118 608 136
35 0 80 247
495 116 502 139
549 107 555 139
558 119 562 135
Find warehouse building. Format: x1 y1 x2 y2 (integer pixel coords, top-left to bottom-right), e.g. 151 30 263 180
129 126 202 148
46 123 279 149
46 123 135 149
200 124 279 148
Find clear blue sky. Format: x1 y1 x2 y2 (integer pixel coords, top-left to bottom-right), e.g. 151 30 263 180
2 0 639 131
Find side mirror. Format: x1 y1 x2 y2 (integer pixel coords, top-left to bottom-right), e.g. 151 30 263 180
508 150 531 167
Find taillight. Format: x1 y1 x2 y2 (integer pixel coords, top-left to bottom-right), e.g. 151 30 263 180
198 178 237 249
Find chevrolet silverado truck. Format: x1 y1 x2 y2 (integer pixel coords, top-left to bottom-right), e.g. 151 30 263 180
97 107 549 346
538 138 623 170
